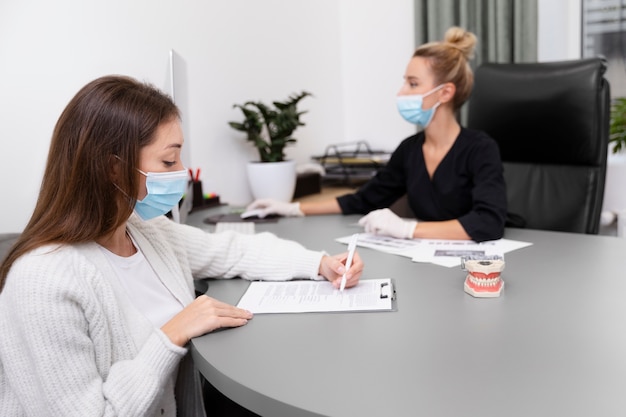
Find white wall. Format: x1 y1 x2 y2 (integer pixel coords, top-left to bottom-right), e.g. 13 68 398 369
0 0 589 234
537 0 581 62
0 0 415 233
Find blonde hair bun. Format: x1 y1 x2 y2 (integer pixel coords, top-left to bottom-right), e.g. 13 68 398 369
444 26 477 60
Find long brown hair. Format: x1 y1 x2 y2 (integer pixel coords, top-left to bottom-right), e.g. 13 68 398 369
413 26 477 110
0 75 179 290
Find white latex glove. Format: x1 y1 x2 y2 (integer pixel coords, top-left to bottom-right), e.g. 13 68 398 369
246 198 304 217
358 208 417 239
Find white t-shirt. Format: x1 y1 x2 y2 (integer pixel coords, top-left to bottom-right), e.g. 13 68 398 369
99 241 183 328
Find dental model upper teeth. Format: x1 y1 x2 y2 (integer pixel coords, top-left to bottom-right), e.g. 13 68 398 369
463 259 504 298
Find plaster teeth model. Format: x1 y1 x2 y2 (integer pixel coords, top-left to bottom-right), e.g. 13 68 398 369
463 258 505 298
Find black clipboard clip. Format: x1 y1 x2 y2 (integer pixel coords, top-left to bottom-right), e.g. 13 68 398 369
379 281 395 300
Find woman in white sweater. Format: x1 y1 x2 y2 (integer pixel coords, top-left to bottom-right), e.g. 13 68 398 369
0 75 363 417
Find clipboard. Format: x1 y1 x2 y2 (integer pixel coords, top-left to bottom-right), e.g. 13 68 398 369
236 278 397 314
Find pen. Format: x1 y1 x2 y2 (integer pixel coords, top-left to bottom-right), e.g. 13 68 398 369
340 233 359 291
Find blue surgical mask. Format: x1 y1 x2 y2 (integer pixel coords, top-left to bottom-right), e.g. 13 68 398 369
396 84 445 128
134 169 189 220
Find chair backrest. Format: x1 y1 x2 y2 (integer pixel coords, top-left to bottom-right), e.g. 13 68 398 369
0 233 20 262
467 58 610 234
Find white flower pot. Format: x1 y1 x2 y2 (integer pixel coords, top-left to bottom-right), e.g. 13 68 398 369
603 152 626 213
246 160 296 202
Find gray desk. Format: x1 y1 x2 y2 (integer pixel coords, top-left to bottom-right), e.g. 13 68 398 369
187 207 626 417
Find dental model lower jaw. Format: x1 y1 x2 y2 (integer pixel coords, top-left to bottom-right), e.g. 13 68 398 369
464 259 505 298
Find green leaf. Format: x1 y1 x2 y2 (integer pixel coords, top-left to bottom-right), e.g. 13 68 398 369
228 90 312 162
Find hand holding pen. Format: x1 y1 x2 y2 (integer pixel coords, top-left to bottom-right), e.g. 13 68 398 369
317 233 363 289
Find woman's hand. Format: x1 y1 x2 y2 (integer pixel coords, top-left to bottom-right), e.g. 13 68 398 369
161 295 253 346
318 252 363 289
245 198 304 217
358 208 417 239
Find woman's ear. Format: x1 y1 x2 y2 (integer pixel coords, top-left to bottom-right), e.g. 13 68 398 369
109 155 123 182
439 82 457 104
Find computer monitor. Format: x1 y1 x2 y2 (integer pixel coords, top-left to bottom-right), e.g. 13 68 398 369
168 49 193 224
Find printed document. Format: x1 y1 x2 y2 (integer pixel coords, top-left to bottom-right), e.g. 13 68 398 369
336 233 532 267
237 278 394 314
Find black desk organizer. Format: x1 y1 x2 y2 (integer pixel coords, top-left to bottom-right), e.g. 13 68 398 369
190 181 222 212
312 141 391 186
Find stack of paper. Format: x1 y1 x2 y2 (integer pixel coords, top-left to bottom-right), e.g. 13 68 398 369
335 233 532 267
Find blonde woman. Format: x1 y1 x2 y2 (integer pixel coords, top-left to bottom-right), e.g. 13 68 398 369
248 27 507 243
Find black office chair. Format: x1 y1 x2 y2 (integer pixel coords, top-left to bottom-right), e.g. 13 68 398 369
0 233 20 262
467 57 610 234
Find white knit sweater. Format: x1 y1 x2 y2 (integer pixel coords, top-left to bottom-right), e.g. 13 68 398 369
0 214 323 417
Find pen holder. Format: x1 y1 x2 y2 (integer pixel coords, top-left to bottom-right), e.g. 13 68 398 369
190 181 221 211
192 181 205 209
462 257 505 298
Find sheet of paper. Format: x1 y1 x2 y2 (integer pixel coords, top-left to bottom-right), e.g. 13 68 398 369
335 233 420 256
215 222 255 234
237 278 394 314
409 238 532 267
336 233 533 267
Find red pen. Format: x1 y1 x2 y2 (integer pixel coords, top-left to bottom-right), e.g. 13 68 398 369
194 168 201 183
188 168 194 182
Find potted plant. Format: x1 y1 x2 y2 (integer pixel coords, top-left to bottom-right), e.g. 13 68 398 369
602 97 626 225
229 91 312 201
610 97 626 153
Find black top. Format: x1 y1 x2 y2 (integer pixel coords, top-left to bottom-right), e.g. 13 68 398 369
336 128 507 242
